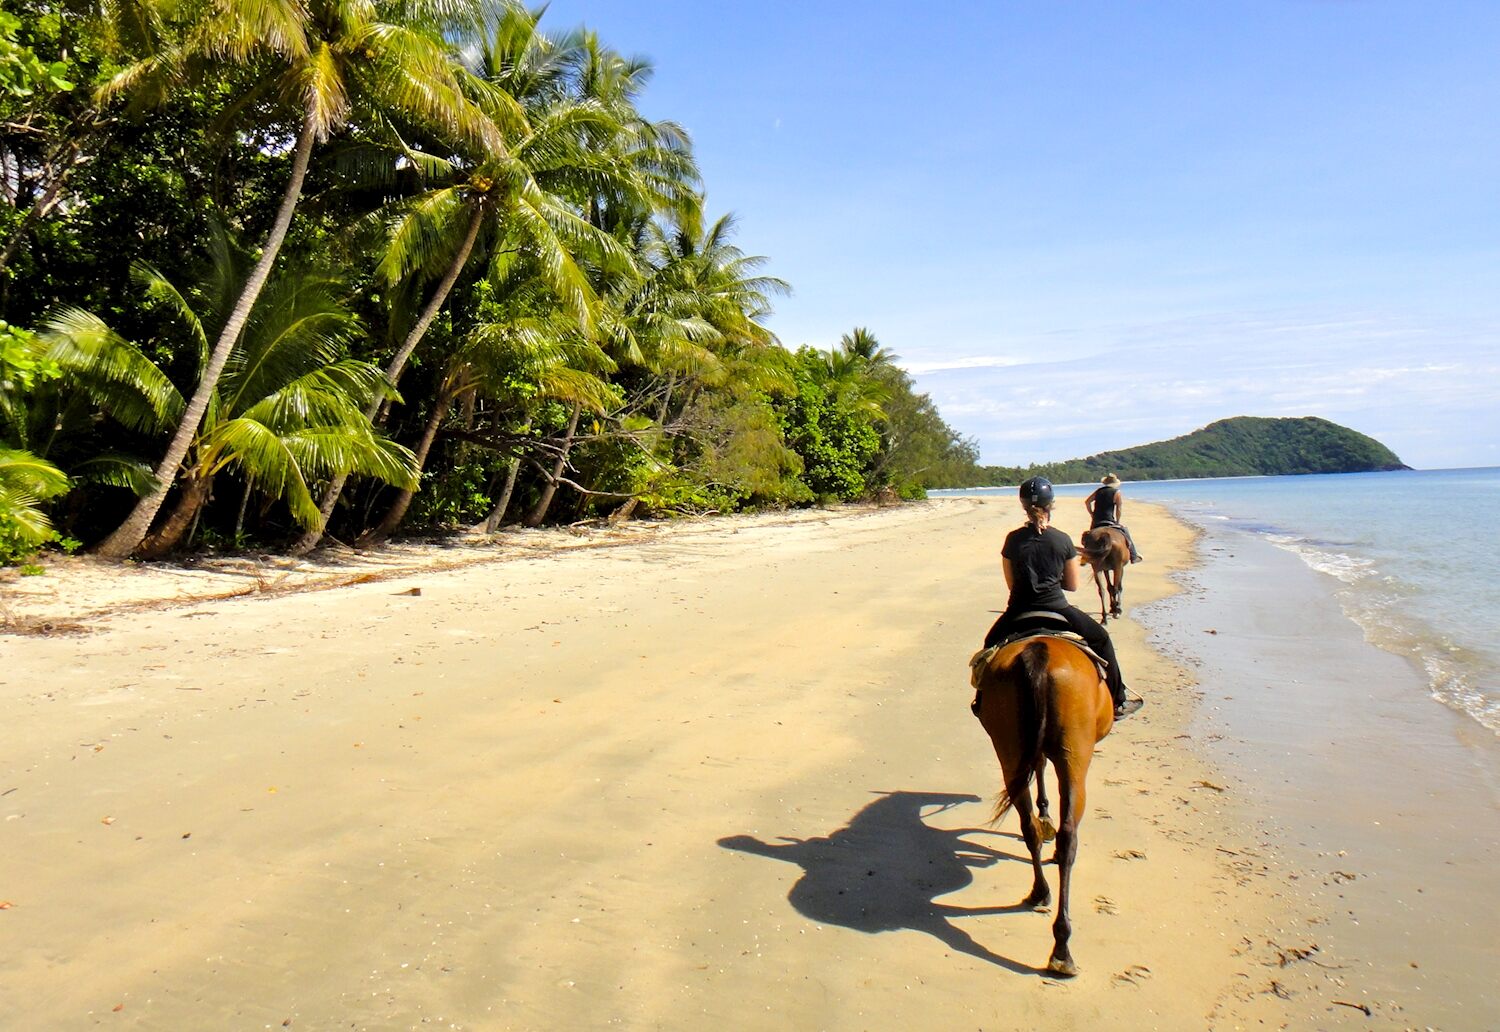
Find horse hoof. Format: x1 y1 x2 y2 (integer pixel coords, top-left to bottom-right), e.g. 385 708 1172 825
1038 816 1057 842
1047 956 1078 978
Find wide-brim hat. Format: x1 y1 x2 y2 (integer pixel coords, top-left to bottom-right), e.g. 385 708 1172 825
1101 474 1121 486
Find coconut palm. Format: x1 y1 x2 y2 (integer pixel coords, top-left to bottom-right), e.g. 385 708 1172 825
94 0 496 557
361 302 617 541
565 31 699 232
0 447 69 556
290 7 671 552
44 253 417 555
816 339 892 421
640 213 790 426
838 327 897 366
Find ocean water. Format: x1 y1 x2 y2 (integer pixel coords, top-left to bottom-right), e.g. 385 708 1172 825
935 467 1500 735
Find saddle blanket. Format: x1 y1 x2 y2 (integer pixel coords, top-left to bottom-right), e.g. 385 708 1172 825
969 617 1109 688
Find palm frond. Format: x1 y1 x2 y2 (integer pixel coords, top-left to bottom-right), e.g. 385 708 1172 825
281 426 420 489
377 187 470 285
534 365 619 415
198 417 322 526
199 0 313 63
0 448 70 547
132 260 210 369
302 40 351 138
238 359 395 430
41 309 185 434
0 447 71 498
225 276 362 411
71 455 161 496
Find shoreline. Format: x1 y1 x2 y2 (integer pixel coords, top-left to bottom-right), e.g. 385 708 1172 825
0 498 1416 1028
1144 512 1500 1028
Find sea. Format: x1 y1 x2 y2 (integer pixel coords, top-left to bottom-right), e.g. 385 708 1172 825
934 467 1500 737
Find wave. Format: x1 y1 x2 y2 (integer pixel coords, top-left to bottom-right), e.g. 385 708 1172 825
1255 531 1499 735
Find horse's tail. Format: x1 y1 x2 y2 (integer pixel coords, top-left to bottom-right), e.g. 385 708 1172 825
993 640 1052 822
1080 528 1109 561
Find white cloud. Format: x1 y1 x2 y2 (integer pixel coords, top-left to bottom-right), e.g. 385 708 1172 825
901 355 1028 374
904 307 1500 469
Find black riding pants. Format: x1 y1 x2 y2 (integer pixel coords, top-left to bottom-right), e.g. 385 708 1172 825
982 605 1127 706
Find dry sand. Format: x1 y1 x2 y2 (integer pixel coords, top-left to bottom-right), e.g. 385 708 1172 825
0 501 1390 1029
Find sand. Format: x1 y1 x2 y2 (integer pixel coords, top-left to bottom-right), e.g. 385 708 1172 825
0 500 1446 1029
1147 521 1500 1029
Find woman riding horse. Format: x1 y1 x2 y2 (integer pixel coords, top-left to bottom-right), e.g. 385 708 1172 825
1083 473 1141 563
983 477 1143 720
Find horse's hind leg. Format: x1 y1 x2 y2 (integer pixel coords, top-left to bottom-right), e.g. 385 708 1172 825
1047 756 1091 977
1031 755 1057 843
1095 570 1110 624
1011 782 1051 910
1111 563 1125 617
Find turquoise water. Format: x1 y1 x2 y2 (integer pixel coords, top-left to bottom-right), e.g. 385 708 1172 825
935 468 1500 734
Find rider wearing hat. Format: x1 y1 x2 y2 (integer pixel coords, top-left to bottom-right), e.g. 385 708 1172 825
1084 473 1141 563
982 476 1143 719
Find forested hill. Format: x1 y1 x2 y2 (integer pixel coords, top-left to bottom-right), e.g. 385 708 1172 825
958 417 1410 486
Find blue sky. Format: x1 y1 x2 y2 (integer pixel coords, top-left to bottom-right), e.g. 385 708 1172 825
542 1 1499 469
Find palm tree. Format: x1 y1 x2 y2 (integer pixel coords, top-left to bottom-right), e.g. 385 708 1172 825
94 0 495 557
839 327 897 366
0 447 70 557
290 7 662 552
643 213 789 426
43 253 417 555
1 323 75 556
817 334 892 421
361 305 617 541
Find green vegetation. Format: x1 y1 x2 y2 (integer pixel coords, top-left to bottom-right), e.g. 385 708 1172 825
944 416 1409 487
0 2 974 562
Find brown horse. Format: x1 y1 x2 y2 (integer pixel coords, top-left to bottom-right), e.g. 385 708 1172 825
972 636 1114 976
1079 526 1129 623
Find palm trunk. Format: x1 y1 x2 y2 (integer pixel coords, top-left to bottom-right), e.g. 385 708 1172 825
655 373 676 425
95 111 319 559
290 200 486 556
361 390 454 544
672 385 701 428
480 418 531 533
524 403 581 527
234 477 253 544
136 472 213 559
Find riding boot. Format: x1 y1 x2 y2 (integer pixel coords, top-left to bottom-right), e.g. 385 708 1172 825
1113 681 1143 719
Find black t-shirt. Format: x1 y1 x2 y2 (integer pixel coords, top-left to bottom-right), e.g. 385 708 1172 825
1002 524 1077 610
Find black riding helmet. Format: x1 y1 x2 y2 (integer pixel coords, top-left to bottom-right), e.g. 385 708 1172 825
1018 475 1054 508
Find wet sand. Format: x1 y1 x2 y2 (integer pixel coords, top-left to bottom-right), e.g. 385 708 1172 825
1145 521 1500 1029
0 500 1441 1029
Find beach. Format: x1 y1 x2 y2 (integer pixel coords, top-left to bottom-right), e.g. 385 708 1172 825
1 500 1485 1029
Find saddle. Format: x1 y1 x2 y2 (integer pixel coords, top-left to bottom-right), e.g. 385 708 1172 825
969 611 1110 689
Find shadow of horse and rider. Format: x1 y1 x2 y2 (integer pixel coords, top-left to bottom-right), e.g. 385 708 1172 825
719 791 1055 975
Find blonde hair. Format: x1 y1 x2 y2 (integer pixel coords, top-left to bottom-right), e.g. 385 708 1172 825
1024 501 1053 532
